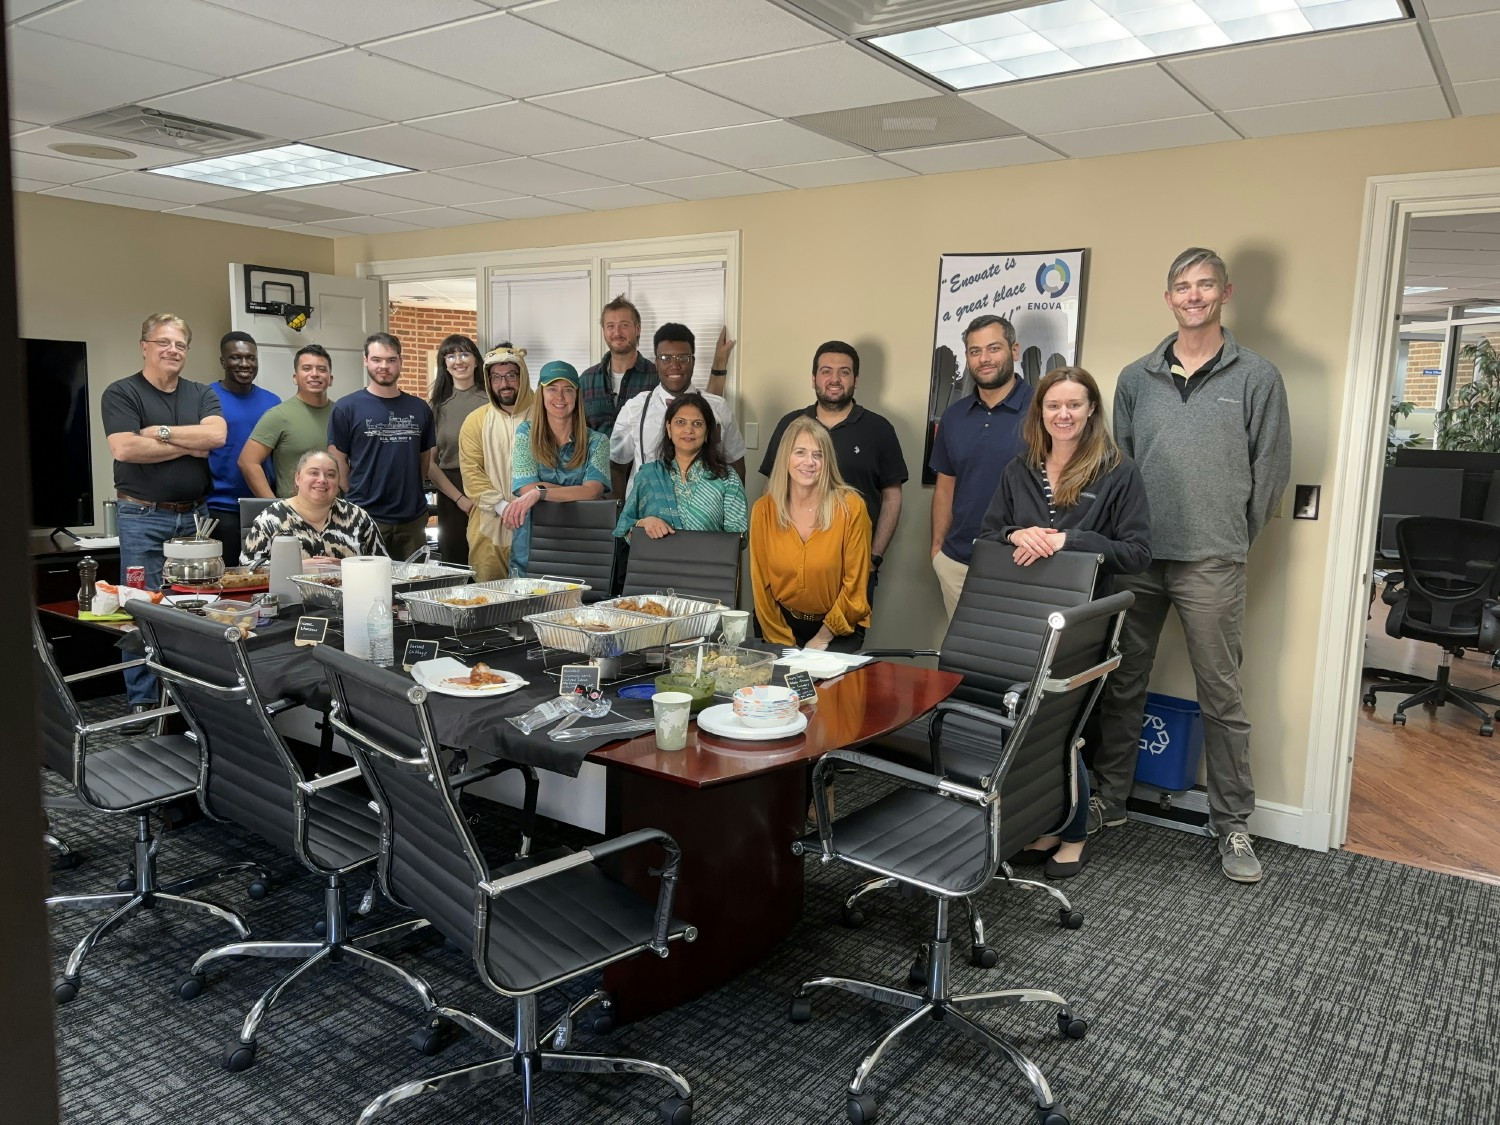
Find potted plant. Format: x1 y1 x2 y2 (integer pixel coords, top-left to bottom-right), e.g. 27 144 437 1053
1387 397 1425 465
1436 337 1500 452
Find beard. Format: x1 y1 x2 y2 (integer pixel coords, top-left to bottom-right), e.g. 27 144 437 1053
971 357 1015 390
816 386 852 410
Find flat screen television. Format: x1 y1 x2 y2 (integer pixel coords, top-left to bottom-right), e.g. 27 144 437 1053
24 338 93 530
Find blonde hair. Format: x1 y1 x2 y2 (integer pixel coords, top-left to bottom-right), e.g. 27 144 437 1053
140 313 191 345
1022 367 1120 509
527 382 589 471
766 416 859 532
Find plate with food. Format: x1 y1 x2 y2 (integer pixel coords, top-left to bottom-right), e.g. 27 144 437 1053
410 657 528 698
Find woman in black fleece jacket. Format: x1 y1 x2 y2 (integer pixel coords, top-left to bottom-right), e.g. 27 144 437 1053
978 366 1150 877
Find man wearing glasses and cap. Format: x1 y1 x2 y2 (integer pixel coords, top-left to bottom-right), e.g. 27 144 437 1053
608 322 746 500
458 343 535 580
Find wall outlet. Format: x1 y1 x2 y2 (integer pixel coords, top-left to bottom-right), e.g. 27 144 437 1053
744 421 758 449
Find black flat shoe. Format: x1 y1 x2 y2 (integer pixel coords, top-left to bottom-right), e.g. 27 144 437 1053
1011 842 1060 866
1045 839 1090 880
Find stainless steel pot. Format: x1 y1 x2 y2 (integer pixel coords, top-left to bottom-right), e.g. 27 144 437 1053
162 536 224 586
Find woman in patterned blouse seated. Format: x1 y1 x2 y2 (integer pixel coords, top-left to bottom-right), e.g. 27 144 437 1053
614 392 748 541
240 449 383 566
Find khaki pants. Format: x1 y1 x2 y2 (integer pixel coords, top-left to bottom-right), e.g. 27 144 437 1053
1093 558 1255 835
931 549 969 621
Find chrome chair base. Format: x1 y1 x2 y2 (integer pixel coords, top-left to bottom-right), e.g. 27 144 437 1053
793 898 1084 1124
46 813 259 1003
358 992 692 1125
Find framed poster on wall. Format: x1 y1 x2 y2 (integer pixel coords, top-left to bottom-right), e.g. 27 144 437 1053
922 249 1088 484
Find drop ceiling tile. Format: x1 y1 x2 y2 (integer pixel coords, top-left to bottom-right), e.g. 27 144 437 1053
77 170 256 205
267 223 343 238
1040 114 1238 159
13 178 55 192
440 157 616 195
244 50 502 121
883 135 1063 174
514 0 831 70
269 183 432 213
1224 86 1450 138
678 43 933 118
354 172 508 206
367 11 648 98
539 140 729 181
638 171 791 200
655 120 862 167
198 0 495 43
6 0 58 18
310 124 512 170
458 196 584 219
1430 13 1500 86
145 80 385 140
794 94 1019 151
1424 0 1500 17
13 150 116 184
379 206 494 228
753 155 915 189
11 120 43 134
534 76 767 137
408 101 628 155
25 0 340 77
168 204 304 227
38 184 179 210
7 29 219 125
1165 23 1437 111
963 63 1208 135
1454 78 1500 116
203 194 358 222
542 184 680 211
309 214 424 234
11 126 191 170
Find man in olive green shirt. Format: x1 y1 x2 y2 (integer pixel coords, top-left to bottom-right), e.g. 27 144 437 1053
239 344 335 498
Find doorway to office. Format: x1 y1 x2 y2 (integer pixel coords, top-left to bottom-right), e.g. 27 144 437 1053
1305 169 1500 884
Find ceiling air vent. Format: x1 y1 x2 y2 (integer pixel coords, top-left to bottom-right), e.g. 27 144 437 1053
53 105 270 157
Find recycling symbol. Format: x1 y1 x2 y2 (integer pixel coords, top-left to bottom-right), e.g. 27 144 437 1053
1138 713 1171 756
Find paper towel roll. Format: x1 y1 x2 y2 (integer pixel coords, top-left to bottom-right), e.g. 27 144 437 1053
341 555 392 659
268 536 303 603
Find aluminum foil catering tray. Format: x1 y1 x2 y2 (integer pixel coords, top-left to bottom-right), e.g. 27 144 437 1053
400 577 588 631
525 606 669 659
595 594 725 645
289 561 475 614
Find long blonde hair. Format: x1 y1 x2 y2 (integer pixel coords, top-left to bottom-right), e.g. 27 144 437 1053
1022 367 1120 509
766 416 859 531
528 380 589 471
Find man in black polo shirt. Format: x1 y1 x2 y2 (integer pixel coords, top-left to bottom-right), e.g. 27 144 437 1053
759 341 908 587
101 312 226 709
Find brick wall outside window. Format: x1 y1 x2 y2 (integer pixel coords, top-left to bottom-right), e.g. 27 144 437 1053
386 302 479 399
1402 340 1442 409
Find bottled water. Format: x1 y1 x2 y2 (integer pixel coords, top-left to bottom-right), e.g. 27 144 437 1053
366 598 394 666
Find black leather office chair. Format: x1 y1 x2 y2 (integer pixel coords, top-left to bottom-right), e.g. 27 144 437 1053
32 612 261 1003
622 527 741 607
127 601 499 1072
526 499 620 602
848 541 1102 948
1364 516 1500 734
238 497 275 545
311 646 698 1125
791 590 1132 1125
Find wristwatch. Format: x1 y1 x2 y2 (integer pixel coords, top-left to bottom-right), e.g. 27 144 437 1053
710 367 727 377
535 483 548 499
871 554 883 569
156 425 171 443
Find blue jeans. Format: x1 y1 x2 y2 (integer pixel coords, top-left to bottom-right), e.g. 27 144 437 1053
1057 752 1091 843
118 500 205 704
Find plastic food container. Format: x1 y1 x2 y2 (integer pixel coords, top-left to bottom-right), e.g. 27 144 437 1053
202 600 257 638
653 673 716 713
732 684 801 728
668 644 776 697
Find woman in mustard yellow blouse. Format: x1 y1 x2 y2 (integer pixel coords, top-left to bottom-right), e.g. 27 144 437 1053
750 416 871 652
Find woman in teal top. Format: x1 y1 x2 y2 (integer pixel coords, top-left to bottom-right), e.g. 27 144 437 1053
615 392 749 540
504 361 610 576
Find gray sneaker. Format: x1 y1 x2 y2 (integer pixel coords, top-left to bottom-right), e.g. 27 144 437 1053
1085 795 1122 835
1218 831 1263 883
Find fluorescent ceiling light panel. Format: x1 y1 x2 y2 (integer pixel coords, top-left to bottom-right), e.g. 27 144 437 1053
870 0 1406 89
1403 286 1445 294
150 143 411 192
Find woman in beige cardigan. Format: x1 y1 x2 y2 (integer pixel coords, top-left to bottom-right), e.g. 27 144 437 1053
458 344 535 580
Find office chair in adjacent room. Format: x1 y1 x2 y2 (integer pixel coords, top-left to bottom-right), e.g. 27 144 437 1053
312 646 698 1125
1364 516 1500 735
790 590 1132 1125
127 602 517 1071
525 499 621 602
32 612 261 1003
237 497 275 547
1375 465 1464 561
622 527 741 608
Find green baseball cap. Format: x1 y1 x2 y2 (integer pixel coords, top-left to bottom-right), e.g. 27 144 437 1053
537 360 580 389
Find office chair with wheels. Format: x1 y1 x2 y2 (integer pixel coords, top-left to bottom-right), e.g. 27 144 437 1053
311 646 698 1125
790 590 1132 1125
622 527 741 608
126 602 521 1072
1364 516 1500 734
238 497 275 547
526 499 621 602
32 612 262 1003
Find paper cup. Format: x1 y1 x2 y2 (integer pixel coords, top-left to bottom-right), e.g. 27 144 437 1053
720 609 750 647
652 691 693 752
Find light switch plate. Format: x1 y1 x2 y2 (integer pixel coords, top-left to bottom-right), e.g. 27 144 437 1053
744 421 758 449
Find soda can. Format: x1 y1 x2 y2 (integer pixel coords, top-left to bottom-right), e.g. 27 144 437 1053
125 566 147 589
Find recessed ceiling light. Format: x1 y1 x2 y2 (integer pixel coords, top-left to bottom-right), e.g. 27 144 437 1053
1404 286 1446 295
149 143 411 193
1467 305 1500 314
50 142 136 160
870 0 1408 90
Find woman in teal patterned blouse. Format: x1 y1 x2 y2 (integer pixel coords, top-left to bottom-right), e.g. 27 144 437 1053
504 361 610 576
615 392 749 540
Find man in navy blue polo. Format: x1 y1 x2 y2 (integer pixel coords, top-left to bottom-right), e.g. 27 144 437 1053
928 314 1033 618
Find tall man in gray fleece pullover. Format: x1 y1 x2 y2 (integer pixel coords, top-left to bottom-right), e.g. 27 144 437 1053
1092 247 1291 884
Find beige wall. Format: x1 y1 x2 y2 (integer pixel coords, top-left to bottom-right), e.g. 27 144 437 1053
328 112 1500 823
15 193 334 534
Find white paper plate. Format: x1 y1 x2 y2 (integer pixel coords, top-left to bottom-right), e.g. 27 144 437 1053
779 653 849 680
411 657 527 699
696 703 808 742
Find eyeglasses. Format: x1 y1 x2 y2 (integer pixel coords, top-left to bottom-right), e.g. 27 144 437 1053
490 371 521 382
145 338 189 353
655 353 695 367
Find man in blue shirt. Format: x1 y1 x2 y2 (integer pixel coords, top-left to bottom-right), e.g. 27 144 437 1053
206 331 278 565
928 314 1033 618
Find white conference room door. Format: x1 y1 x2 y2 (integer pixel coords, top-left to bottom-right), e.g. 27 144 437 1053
228 265 381 397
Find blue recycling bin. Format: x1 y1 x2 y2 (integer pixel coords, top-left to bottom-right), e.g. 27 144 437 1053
1133 692 1204 791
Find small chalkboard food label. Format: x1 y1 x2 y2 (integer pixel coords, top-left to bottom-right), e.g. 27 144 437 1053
294 617 329 647
783 669 818 705
558 663 602 697
402 638 440 671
